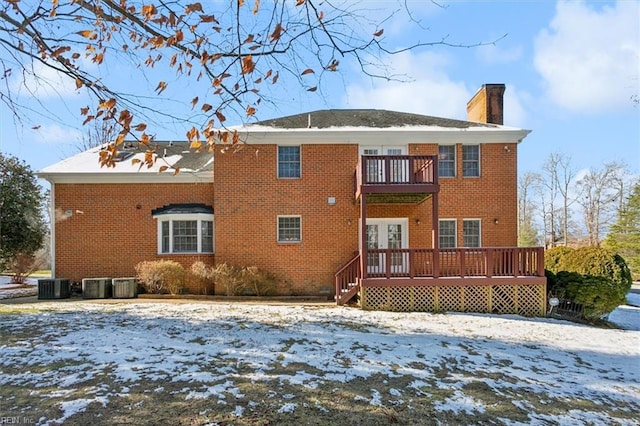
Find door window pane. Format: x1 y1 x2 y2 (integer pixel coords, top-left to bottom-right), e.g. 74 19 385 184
366 224 380 267
388 224 403 266
363 149 381 183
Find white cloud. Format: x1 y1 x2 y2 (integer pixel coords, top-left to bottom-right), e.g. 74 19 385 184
342 51 470 119
10 60 80 99
342 50 529 127
534 0 640 113
33 123 82 145
503 86 528 128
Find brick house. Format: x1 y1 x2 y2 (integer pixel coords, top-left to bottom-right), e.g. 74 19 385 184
39 84 546 314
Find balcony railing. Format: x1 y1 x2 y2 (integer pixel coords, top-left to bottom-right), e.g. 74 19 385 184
355 155 438 200
364 247 545 279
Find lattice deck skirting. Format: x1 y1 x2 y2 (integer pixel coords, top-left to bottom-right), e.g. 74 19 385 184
361 283 546 317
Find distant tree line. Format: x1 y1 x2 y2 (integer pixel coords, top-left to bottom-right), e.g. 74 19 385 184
518 153 639 279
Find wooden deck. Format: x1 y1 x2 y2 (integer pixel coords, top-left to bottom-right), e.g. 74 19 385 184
335 247 547 315
342 154 546 315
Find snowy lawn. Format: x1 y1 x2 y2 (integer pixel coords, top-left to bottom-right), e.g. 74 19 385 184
0 276 37 299
0 297 638 426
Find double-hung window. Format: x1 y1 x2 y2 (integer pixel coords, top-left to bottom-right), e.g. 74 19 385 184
278 216 301 243
462 145 480 177
463 219 481 248
438 145 455 177
439 219 457 248
278 146 301 178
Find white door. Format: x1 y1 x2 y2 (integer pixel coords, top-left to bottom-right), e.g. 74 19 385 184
364 218 409 275
361 146 408 183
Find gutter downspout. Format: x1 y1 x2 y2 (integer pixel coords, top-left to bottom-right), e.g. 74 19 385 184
43 176 55 279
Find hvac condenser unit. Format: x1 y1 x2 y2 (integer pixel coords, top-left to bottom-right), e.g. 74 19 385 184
82 278 112 299
111 278 138 299
38 279 71 299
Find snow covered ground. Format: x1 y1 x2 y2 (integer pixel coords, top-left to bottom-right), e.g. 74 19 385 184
0 276 38 299
0 277 639 425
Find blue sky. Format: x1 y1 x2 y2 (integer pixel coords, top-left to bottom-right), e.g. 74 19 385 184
1 0 638 181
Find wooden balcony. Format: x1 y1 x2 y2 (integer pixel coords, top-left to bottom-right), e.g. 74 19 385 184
335 247 546 306
355 155 439 203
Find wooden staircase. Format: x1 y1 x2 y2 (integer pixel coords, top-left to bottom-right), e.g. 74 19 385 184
334 254 361 305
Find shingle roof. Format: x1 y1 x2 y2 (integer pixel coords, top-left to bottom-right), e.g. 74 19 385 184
116 141 214 172
39 141 213 175
151 203 214 216
252 109 497 129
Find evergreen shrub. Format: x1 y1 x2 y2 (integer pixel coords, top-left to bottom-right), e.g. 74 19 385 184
545 247 632 320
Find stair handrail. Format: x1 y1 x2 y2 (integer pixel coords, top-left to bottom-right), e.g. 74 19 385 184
334 253 361 302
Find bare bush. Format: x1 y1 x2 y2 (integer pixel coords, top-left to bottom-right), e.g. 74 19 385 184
8 251 46 285
190 261 215 295
241 266 278 296
135 260 186 295
211 263 245 296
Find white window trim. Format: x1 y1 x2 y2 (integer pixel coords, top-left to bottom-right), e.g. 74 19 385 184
153 213 214 254
438 145 456 178
462 218 482 248
277 215 302 243
277 145 302 179
438 218 457 249
360 146 408 156
462 145 481 177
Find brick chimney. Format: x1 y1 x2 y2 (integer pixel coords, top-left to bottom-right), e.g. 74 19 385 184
466 84 505 125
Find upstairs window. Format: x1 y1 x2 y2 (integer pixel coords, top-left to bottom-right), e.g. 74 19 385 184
278 216 301 243
438 145 455 177
463 219 481 248
278 146 301 178
462 145 480 177
439 219 457 248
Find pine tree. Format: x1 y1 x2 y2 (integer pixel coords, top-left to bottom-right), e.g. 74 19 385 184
604 181 640 280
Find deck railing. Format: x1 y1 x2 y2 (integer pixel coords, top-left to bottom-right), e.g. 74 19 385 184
356 155 437 187
364 247 545 279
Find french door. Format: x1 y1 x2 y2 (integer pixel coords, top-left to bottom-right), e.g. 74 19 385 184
364 218 409 275
360 146 408 183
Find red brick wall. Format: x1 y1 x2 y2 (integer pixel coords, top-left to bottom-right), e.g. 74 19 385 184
214 142 518 296
53 141 518 297
53 182 215 293
412 143 518 247
214 144 360 296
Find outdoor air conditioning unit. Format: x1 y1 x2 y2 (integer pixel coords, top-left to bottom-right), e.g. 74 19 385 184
38 278 71 299
112 277 138 299
82 278 112 299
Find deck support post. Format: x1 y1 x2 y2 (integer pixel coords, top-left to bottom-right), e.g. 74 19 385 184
432 190 439 278
360 193 367 280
